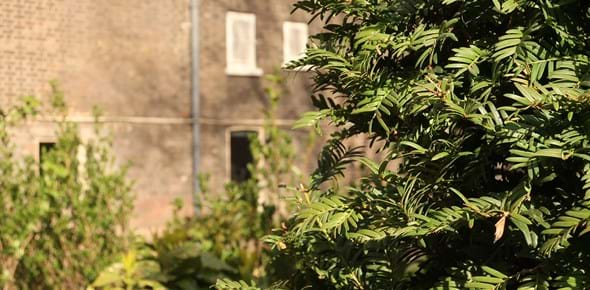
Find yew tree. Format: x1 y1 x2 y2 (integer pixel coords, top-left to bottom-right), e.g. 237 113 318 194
265 0 590 289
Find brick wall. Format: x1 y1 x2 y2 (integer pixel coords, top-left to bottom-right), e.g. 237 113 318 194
0 0 88 102
1 0 194 233
1 0 333 232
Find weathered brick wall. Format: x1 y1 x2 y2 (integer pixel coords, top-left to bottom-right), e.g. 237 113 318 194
1 0 332 232
1 0 194 233
1 0 192 114
0 0 89 102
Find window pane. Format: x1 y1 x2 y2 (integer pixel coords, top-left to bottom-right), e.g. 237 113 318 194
289 28 305 57
226 12 257 73
283 22 308 64
232 19 252 65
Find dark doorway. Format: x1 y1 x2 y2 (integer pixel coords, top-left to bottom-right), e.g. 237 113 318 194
230 131 256 182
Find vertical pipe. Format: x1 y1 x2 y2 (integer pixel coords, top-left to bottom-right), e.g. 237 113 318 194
190 0 201 213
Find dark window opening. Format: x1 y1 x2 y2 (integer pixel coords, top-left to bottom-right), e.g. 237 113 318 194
230 131 256 182
39 142 56 162
39 142 56 174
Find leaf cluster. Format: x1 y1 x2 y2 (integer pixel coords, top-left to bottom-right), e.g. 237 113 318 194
0 89 133 289
271 0 590 289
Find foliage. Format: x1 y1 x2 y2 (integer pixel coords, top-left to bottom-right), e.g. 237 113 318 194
0 87 133 289
263 0 590 289
88 248 167 290
89 231 237 290
91 182 269 290
91 75 306 290
251 74 304 223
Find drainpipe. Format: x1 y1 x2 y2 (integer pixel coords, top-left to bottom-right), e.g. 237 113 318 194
190 0 201 213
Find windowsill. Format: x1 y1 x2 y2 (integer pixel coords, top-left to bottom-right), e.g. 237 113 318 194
225 67 264 77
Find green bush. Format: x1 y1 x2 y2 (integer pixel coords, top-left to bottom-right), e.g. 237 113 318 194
251 0 590 289
90 182 272 290
0 88 133 289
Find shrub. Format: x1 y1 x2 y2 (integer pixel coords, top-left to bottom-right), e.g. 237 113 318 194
257 0 590 289
0 88 133 289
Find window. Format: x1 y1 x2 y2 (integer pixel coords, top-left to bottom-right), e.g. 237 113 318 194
39 142 56 162
226 12 262 76
230 131 257 182
39 142 56 174
283 22 309 67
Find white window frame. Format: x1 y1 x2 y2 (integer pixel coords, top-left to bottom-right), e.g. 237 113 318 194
282 21 309 69
225 12 263 76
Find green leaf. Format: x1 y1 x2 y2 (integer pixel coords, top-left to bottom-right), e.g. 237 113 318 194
431 152 449 161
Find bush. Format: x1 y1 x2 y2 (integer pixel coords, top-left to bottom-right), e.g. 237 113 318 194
0 88 133 289
256 0 590 289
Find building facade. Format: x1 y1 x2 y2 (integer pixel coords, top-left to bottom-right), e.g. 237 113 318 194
0 0 320 233
198 0 323 192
